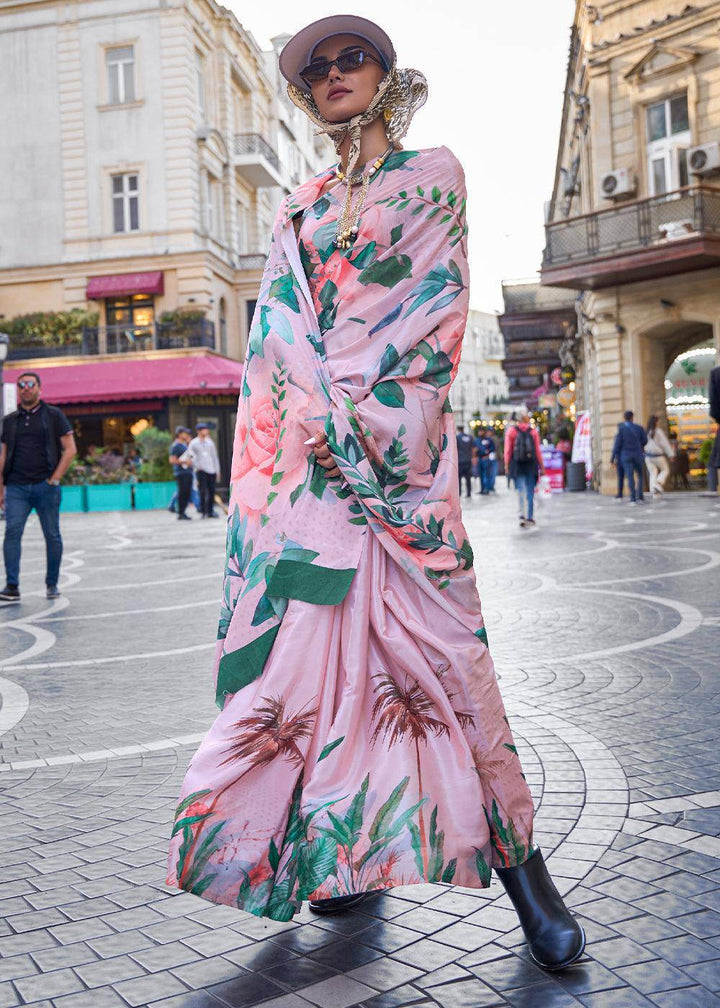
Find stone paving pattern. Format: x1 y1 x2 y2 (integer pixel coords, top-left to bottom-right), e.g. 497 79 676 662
1 488 719 1007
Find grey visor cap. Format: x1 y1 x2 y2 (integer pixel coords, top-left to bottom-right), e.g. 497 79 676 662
278 15 395 91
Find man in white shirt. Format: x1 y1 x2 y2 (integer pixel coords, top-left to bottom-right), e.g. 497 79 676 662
186 423 221 518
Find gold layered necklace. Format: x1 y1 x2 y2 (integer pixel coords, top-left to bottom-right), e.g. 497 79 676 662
333 143 394 250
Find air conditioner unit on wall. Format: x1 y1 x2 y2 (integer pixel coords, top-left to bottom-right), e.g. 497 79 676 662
688 142 720 176
600 168 636 199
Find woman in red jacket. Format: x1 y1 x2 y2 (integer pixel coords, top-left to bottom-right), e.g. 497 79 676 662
505 414 545 527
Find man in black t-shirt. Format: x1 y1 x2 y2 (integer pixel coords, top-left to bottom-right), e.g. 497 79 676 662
0 372 76 601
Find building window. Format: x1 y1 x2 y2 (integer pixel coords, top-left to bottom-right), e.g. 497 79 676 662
646 94 690 196
196 50 206 121
112 173 139 232
219 297 227 355
212 178 223 241
106 45 135 104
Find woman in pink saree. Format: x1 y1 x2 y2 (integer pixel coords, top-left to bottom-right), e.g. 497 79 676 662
167 15 585 972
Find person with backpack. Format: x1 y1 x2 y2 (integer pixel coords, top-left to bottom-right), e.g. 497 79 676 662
504 413 545 527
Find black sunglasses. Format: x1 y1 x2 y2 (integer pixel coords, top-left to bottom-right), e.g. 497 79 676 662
300 47 384 87
17 380 37 389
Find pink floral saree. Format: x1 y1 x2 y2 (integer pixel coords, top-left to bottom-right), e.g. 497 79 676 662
167 147 534 920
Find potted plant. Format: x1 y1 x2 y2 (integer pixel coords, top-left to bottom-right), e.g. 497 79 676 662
84 449 133 511
59 457 89 512
134 427 175 509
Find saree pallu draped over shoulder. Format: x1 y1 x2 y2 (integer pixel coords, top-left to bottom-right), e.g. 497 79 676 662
167 147 535 920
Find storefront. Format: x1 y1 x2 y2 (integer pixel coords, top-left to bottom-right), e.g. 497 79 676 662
5 349 243 489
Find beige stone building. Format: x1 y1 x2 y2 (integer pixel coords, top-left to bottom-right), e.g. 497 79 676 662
454 309 510 428
0 0 328 475
541 0 720 492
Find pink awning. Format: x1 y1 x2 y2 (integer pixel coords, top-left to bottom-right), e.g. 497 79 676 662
4 353 243 405
86 271 164 299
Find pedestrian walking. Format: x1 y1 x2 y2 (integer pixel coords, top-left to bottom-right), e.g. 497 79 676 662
644 415 671 496
611 410 647 504
187 423 221 518
475 425 497 495
0 371 76 601
709 365 720 492
169 426 193 521
456 423 473 498
167 16 584 973
504 413 545 527
611 423 625 500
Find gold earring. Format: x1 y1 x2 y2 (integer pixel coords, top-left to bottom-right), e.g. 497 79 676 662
383 107 394 123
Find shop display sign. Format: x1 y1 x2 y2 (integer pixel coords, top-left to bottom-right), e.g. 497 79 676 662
550 366 563 386
540 446 565 492
178 394 237 406
571 410 593 478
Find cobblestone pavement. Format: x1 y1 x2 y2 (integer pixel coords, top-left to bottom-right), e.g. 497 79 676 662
1 488 720 1008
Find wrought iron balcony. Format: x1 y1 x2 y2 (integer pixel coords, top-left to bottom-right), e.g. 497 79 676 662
542 185 720 290
233 133 282 188
235 253 267 271
155 319 215 350
8 320 215 361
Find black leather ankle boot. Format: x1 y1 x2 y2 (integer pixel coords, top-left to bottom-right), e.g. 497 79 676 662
495 848 585 971
309 893 369 914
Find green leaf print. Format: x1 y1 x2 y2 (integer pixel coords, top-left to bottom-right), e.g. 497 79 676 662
475 848 492 886
373 380 405 408
390 224 403 245
442 859 457 883
269 273 300 314
345 774 370 841
296 836 338 900
348 241 377 270
317 279 338 331
318 737 345 762
421 351 454 389
475 627 489 646
378 343 401 378
359 254 413 289
175 789 211 819
368 777 409 841
486 800 528 868
171 812 211 838
268 837 280 872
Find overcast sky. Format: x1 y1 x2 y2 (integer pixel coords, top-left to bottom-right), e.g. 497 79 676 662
231 0 575 314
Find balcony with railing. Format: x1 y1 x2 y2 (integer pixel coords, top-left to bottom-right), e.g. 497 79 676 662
542 185 720 290
7 319 215 361
233 132 282 188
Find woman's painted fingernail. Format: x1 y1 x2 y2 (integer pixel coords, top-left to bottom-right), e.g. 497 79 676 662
303 436 317 445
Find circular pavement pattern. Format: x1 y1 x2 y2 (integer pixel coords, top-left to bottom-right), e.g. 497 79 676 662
0 489 719 1008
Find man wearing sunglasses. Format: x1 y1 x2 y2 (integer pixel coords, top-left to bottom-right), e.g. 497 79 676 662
0 372 76 602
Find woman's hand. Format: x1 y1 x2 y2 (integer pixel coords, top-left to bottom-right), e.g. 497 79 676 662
307 434 341 479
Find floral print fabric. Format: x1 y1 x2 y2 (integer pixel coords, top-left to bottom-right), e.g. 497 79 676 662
167 147 534 919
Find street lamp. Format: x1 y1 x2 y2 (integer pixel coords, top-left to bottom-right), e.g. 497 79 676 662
0 333 9 427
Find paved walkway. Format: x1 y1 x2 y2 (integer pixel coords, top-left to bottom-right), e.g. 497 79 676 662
1 489 719 1008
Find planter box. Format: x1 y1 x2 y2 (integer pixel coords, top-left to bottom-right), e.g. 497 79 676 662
134 480 175 510
85 484 133 512
60 485 87 513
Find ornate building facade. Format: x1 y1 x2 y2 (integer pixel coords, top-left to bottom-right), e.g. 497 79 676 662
454 310 510 427
0 0 328 475
541 0 720 491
